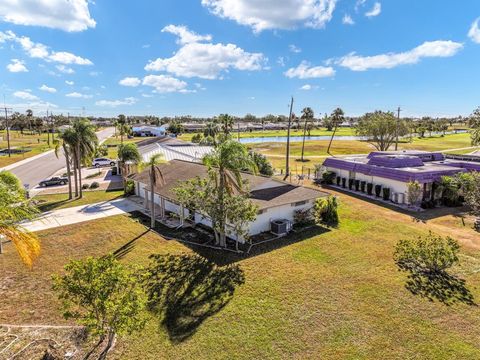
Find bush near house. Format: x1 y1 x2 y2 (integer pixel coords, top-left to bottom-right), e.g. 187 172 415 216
382 187 391 201
375 184 382 197
336 176 341 186
348 178 354 190
360 181 366 192
322 171 336 185
82 184 89 190
341 177 346 188
314 196 339 227
367 182 373 195
294 208 314 226
354 179 360 191
125 179 135 196
89 181 100 189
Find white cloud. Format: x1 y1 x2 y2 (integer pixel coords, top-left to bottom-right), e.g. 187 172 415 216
0 0 96 32
56 65 75 74
162 24 212 44
141 93 154 98
0 30 93 66
142 75 189 93
284 61 335 78
201 0 337 33
355 0 366 12
95 97 138 107
7 59 28 72
39 84 56 93
65 80 74 85
277 56 286 67
300 84 318 90
145 34 265 79
365 2 381 17
49 51 92 65
468 18 480 44
66 92 92 99
337 40 463 71
289 44 301 53
342 14 354 25
119 77 141 87
13 90 38 100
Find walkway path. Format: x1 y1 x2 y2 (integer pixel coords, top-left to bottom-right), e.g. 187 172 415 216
22 198 142 232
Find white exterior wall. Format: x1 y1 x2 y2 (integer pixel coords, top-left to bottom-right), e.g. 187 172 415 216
326 166 414 204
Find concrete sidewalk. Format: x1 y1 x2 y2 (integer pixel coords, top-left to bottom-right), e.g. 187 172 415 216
22 198 142 232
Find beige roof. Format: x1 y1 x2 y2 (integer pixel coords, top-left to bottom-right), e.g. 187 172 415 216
131 160 328 210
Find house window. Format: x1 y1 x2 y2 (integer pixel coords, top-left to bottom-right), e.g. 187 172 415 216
292 200 308 207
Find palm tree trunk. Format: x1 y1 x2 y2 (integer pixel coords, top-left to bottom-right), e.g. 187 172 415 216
63 144 73 200
218 170 226 247
72 149 79 198
77 143 83 199
150 171 155 228
301 119 308 162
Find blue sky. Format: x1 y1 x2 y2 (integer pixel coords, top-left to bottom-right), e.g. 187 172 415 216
1 0 480 118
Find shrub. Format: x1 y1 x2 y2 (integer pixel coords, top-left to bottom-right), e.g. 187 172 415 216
191 133 203 143
406 180 423 207
125 179 135 196
322 171 336 185
367 183 373 195
375 184 382 197
394 232 460 275
382 187 391 201
354 179 360 191
336 176 341 186
89 181 100 189
341 178 346 188
360 181 366 192
82 183 89 190
294 208 313 226
348 178 354 190
421 200 435 209
111 166 118 176
314 196 339 227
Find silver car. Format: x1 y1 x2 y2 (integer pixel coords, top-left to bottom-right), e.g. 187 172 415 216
92 158 116 167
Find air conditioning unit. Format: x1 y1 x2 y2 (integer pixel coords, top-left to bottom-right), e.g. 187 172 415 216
271 219 289 236
393 192 405 204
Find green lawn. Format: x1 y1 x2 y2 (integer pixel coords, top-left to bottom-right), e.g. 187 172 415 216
103 136 146 159
2 190 479 359
0 130 54 167
34 189 124 212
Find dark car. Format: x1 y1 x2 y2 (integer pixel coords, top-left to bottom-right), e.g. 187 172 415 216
39 177 69 187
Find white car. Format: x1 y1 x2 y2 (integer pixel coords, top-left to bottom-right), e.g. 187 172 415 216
92 158 116 167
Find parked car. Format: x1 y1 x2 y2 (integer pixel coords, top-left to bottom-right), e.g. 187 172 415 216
92 158 116 167
39 177 68 187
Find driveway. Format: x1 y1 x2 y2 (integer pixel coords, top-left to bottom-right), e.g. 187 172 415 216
22 198 142 232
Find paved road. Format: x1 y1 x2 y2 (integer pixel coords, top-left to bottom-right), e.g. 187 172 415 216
9 127 115 188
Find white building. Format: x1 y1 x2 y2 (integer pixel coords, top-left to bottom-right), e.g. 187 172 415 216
132 125 166 137
130 160 328 242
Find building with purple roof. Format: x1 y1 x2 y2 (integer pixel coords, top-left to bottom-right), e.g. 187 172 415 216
323 150 480 205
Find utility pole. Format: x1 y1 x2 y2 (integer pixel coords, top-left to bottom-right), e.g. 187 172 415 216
284 96 294 181
395 106 401 151
2 96 12 157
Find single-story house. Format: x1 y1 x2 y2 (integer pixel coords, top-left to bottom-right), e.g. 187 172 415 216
130 160 329 242
323 150 480 204
132 125 166 137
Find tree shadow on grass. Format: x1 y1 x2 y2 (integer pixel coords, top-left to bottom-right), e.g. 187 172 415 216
404 271 476 306
143 254 245 343
111 229 150 260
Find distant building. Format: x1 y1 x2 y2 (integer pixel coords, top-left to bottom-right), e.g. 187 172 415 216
324 150 480 205
137 137 213 163
132 125 166 137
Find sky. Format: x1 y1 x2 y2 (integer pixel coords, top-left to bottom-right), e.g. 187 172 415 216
1 0 480 118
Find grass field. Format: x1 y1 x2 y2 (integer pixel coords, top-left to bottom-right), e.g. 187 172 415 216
34 189 124 212
0 130 54 167
2 190 479 359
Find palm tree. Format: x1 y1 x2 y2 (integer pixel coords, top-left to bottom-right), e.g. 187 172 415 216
54 128 77 199
141 154 165 228
118 123 130 145
218 114 234 135
204 121 219 139
300 107 314 162
327 108 345 155
203 140 257 247
72 119 98 198
118 143 142 180
0 171 40 267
